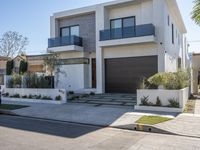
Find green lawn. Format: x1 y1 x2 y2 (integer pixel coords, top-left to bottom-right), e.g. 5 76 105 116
0 104 29 110
135 116 173 125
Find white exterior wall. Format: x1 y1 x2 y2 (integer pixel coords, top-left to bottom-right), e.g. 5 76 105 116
49 0 187 93
55 64 89 91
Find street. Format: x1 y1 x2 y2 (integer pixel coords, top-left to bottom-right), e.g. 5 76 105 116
0 115 199 150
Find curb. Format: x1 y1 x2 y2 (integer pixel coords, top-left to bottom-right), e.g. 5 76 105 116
0 109 17 116
112 123 176 135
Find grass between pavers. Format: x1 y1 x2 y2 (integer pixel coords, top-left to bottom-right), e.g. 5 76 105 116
135 116 173 125
0 104 29 110
183 100 196 113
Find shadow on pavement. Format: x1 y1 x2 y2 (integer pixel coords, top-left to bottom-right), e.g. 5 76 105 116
0 115 101 138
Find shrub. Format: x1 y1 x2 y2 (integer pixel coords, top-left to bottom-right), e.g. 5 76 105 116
6 60 13 75
55 95 62 101
42 96 52 100
68 91 74 95
13 73 22 88
28 94 33 99
3 93 9 97
140 96 150 106
19 60 28 74
11 94 20 98
168 98 179 108
147 70 189 90
22 95 27 98
35 95 41 99
155 97 162 106
90 92 95 96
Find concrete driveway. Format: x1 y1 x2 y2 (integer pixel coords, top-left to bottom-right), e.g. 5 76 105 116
2 100 176 127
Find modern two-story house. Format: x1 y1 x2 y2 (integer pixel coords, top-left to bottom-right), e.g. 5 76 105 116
47 0 189 94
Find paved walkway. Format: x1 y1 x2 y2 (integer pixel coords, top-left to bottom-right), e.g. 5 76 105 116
3 99 200 138
195 100 200 114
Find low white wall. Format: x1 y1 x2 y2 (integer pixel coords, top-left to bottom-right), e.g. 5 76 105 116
4 88 67 103
136 87 189 112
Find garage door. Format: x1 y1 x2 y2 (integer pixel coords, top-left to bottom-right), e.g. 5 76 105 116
105 56 158 93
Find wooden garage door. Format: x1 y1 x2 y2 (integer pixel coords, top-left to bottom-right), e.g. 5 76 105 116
105 56 158 93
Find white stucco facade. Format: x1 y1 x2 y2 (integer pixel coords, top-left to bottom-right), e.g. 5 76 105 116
48 0 188 93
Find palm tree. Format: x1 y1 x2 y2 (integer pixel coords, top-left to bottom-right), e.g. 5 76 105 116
191 0 200 26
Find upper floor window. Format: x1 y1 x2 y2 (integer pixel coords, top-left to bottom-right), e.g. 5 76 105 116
110 16 135 39
60 25 80 37
110 17 135 29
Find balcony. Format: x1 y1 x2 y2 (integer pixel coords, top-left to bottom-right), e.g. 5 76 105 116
99 24 156 47
47 35 83 52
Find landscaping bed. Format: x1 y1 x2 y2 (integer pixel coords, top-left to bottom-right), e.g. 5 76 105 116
183 99 196 113
135 116 173 125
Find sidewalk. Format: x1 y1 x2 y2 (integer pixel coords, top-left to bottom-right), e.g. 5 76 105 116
3 100 200 138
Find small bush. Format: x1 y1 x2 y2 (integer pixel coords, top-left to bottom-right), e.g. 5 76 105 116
155 97 162 106
3 93 9 97
90 92 95 96
42 96 52 100
140 96 150 106
35 95 41 99
11 94 20 98
147 70 189 90
168 98 179 108
68 91 74 95
28 94 33 99
22 95 27 98
55 95 62 101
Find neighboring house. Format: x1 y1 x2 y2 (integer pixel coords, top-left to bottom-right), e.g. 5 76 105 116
26 54 50 74
191 53 200 94
12 55 27 74
47 0 189 94
0 56 10 85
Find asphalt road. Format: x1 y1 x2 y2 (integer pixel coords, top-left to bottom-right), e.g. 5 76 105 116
0 115 200 150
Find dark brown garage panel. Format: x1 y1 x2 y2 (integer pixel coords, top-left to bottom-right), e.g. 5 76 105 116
105 56 158 94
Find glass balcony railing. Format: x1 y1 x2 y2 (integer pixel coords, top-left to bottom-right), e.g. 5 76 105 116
48 35 83 48
100 24 155 41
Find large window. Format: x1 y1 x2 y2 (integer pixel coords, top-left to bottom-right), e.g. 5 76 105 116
60 25 79 37
110 16 135 39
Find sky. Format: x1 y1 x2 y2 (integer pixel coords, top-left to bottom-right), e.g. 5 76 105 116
0 0 199 55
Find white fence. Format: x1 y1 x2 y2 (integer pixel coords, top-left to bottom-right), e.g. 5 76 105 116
135 87 189 112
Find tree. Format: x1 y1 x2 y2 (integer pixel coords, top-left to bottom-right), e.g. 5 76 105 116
44 53 60 88
19 60 28 74
0 31 29 58
191 0 200 26
6 60 14 75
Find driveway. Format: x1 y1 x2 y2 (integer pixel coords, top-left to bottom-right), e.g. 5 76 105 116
1 115 200 150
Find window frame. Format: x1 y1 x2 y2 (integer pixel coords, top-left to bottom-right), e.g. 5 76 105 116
60 25 80 37
110 16 136 30
172 23 174 44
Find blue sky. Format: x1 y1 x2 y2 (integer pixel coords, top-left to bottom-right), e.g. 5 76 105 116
0 0 199 54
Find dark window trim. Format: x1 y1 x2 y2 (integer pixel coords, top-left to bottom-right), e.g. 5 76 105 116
110 16 136 29
167 15 170 26
110 16 136 38
172 23 174 44
60 25 80 37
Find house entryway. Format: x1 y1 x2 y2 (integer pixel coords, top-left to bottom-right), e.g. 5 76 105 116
69 93 136 107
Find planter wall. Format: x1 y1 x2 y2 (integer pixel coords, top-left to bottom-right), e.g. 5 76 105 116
135 87 189 112
4 88 67 103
